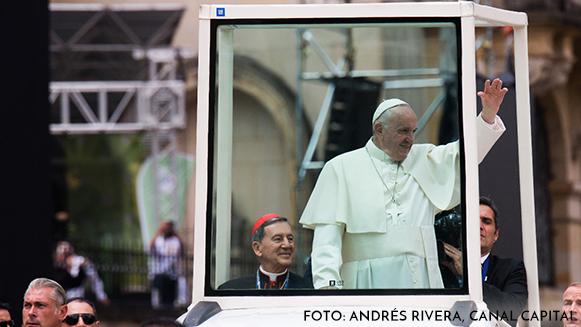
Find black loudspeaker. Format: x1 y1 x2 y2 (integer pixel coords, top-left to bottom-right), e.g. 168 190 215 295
325 77 382 161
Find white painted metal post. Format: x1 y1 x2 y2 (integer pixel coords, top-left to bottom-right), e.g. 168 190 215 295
192 10 211 303
215 26 234 288
460 13 483 302
514 24 541 327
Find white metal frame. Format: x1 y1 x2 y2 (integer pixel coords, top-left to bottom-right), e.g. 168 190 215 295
193 1 536 322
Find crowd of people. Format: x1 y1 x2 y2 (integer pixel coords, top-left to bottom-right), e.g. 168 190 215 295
1 277 180 327
0 220 189 326
1 219 187 326
0 276 577 326
1 223 578 326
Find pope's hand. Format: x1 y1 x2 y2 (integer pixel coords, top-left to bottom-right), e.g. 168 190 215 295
478 78 508 124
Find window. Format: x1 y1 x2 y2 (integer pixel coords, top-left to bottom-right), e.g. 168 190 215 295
207 18 465 296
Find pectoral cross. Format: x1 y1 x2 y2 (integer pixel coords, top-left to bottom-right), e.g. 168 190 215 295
386 205 403 225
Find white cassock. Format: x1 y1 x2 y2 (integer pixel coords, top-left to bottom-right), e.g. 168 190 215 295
300 114 505 289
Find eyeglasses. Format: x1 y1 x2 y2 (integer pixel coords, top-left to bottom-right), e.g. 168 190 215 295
0 321 14 327
63 313 97 325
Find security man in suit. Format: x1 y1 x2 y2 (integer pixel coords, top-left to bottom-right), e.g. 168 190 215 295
443 196 527 326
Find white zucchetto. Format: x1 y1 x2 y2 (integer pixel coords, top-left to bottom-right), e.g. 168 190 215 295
372 98 409 125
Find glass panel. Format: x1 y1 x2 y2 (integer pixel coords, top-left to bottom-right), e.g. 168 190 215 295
209 19 463 294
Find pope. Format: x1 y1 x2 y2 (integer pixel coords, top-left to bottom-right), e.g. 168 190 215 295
300 78 508 289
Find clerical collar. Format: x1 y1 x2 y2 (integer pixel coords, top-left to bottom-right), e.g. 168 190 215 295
481 252 491 264
257 266 290 289
259 266 288 282
366 138 396 163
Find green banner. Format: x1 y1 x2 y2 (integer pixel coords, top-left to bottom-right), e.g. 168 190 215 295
136 151 194 249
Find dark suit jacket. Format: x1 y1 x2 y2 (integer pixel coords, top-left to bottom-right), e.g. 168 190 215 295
218 271 312 290
483 255 528 326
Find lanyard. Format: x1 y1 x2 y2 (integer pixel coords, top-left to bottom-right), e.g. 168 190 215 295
481 256 490 282
256 270 289 289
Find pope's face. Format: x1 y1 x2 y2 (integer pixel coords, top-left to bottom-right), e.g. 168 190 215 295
480 204 499 256
563 285 581 326
252 221 295 273
374 106 417 162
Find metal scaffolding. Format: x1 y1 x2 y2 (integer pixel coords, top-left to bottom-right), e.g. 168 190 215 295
49 79 185 134
49 4 189 234
295 28 450 185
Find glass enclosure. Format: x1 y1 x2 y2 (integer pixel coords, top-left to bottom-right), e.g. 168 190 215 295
207 18 466 295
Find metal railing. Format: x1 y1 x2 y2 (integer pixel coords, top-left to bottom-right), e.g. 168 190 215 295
73 240 192 302
73 237 310 301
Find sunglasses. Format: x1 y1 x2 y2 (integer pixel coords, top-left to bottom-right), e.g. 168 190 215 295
0 321 14 327
64 313 97 325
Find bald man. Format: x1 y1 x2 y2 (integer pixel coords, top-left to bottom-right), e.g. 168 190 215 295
300 79 508 290
563 282 581 327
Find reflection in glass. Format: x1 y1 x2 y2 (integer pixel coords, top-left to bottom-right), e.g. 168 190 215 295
210 20 465 293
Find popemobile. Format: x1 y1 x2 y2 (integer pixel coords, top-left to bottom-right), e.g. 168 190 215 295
177 2 539 326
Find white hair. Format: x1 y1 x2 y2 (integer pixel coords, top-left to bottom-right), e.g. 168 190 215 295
25 278 66 306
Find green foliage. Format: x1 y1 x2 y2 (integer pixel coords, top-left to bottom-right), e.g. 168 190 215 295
57 133 148 245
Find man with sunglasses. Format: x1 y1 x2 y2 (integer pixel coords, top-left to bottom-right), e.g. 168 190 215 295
62 298 99 327
0 302 14 327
